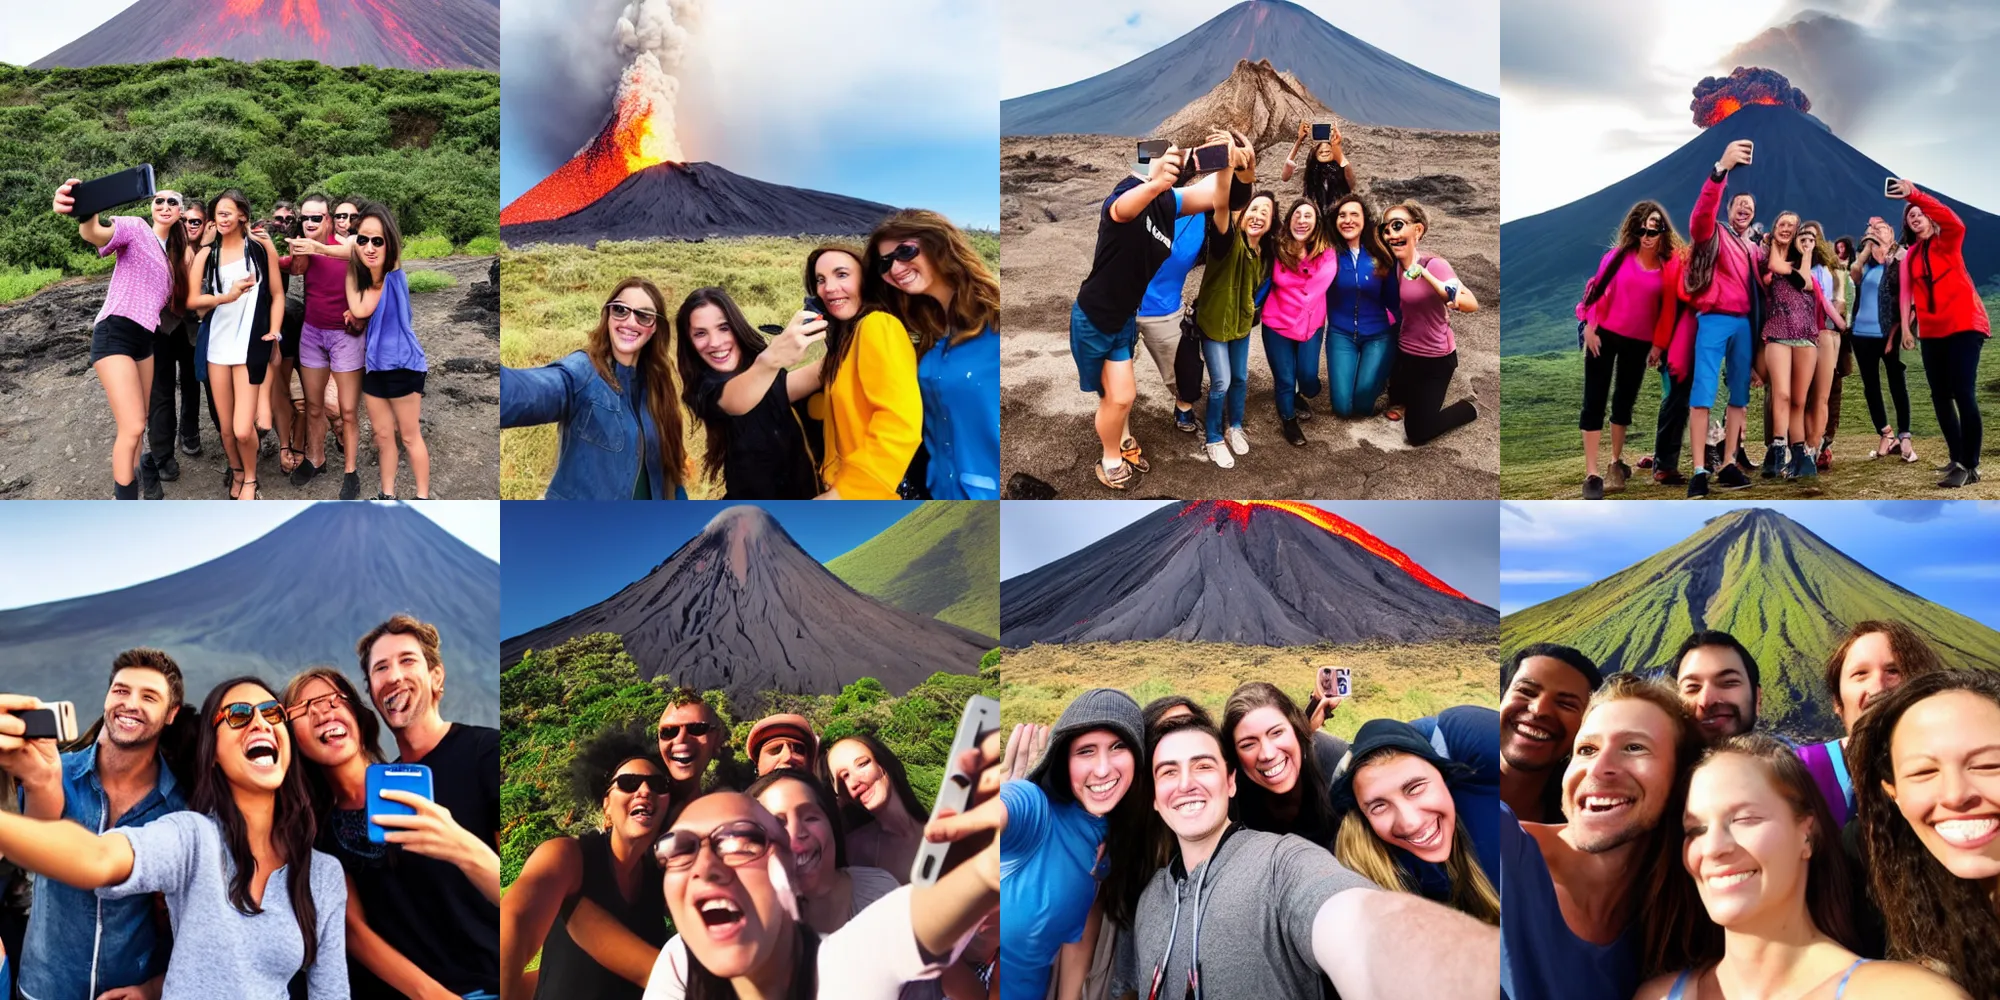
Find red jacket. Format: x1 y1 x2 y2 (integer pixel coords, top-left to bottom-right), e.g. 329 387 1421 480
1656 252 1697 380
1898 189 1990 338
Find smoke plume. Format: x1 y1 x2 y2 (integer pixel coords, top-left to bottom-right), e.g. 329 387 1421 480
1691 66 1812 127
603 0 704 164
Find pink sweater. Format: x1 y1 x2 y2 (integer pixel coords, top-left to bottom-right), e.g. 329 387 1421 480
1578 250 1666 342
1687 173 1755 317
94 215 173 332
1262 246 1338 340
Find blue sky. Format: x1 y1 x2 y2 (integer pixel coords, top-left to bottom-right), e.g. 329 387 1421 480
1001 501 1500 607
500 501 924 635
1501 500 2000 628
0 501 500 612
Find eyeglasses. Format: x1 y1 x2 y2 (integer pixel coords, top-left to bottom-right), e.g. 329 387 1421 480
874 242 921 274
653 820 776 871
213 700 286 730
612 772 672 794
153 196 181 208
1378 219 1413 235
658 721 715 740
286 691 348 721
607 302 660 329
301 214 326 223
353 235 387 248
273 216 294 226
1639 227 1665 237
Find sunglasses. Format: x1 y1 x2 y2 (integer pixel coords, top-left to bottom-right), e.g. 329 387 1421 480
213 700 286 730
286 691 348 721
653 820 775 871
613 772 672 794
658 721 715 740
607 302 660 329
184 218 204 226
1639 227 1665 237
353 235 387 248
1378 219 1413 235
153 196 181 207
874 242 921 274
334 212 357 220
273 216 294 225
301 214 326 223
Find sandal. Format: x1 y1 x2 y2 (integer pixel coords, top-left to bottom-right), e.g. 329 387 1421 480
1119 437 1150 474
1869 431 1896 460
1095 460 1136 491
1898 434 1919 463
227 466 243 500
280 446 304 474
240 476 260 500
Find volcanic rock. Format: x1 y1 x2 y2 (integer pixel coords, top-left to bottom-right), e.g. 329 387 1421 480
501 161 896 247
1155 58 1343 151
33 0 499 70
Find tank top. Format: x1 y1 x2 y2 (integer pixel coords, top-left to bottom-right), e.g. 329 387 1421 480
533 830 669 1000
1666 958 1868 999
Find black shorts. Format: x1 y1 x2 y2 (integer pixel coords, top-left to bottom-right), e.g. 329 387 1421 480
90 315 154 363
363 368 426 399
279 294 306 360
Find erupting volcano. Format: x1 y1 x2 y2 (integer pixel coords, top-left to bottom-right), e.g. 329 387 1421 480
499 78 679 227
32 0 498 70
1000 500 1496 648
1691 66 1812 128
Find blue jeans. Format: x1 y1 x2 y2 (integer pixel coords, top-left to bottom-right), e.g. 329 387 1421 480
1327 329 1394 417
1202 335 1250 443
1263 326 1325 420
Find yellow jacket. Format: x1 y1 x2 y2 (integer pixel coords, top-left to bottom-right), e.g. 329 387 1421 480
818 311 921 499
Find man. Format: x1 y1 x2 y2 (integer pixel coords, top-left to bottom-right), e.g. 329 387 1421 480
1501 674 1704 1000
1499 643 1602 823
355 614 501 1000
1671 629 1761 743
0 649 184 1000
746 713 816 776
657 689 729 804
1137 716 1499 999
1684 138 1765 497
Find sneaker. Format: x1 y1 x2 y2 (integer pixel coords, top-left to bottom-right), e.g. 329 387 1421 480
1281 417 1306 447
1606 459 1631 492
1939 463 1969 488
1205 440 1235 469
139 454 163 500
1791 444 1817 480
290 459 323 488
1816 443 1832 471
340 471 362 501
1582 475 1605 500
1716 464 1752 489
1761 445 1785 479
1294 395 1313 421
1227 427 1249 455
159 453 180 482
1654 468 1687 486
1174 408 1198 434
179 436 201 456
1687 470 1710 498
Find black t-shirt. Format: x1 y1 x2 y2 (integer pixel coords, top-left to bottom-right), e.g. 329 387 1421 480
1074 175 1181 334
694 367 819 499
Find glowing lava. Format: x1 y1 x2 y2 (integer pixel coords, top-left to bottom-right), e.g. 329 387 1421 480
1691 67 1810 128
501 90 674 226
1180 500 1473 601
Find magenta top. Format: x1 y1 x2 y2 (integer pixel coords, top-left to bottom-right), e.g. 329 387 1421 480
1397 255 1459 358
293 254 350 329
1687 174 1755 316
1581 250 1665 342
1262 246 1339 341
94 215 173 333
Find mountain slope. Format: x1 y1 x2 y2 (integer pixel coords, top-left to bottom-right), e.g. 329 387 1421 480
1002 0 1496 135
825 501 999 637
1155 58 1340 150
1501 508 2000 734
33 0 499 70
501 161 896 246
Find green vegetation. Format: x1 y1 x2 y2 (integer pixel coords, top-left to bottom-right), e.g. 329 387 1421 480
402 232 456 259
0 59 499 275
500 631 999 889
0 265 63 303
461 235 502 256
405 269 456 294
826 501 999 637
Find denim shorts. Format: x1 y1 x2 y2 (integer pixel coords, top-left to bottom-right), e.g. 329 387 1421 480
1069 301 1137 393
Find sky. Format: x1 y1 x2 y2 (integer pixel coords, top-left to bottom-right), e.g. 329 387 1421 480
1002 0 1500 100
1501 500 2000 628
500 501 923 635
0 2 135 64
0 501 501 612
501 0 998 229
1502 0 2000 221
1000 501 1501 607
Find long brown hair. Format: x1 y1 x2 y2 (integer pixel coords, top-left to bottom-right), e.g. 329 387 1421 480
1274 198 1333 275
1820 621 1943 730
804 245 875 395
1221 682 1334 846
280 665 385 821
1328 193 1392 278
1799 221 1837 271
672 286 767 483
863 210 999 354
1332 751 1501 925
344 202 402 294
588 277 685 495
1850 670 2000 997
1613 200 1685 259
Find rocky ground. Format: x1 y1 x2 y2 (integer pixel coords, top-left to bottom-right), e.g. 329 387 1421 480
0 256 498 499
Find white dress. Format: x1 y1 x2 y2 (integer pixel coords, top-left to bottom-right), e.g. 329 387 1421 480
205 252 260 366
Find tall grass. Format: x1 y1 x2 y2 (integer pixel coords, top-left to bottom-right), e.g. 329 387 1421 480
0 266 63 304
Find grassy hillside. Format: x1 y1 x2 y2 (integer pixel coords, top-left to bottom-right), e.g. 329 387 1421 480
827 500 999 637
0 59 499 294
999 640 1498 745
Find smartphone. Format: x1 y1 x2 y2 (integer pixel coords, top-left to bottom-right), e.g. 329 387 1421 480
1884 177 1900 197
68 165 155 220
1188 142 1231 175
366 762 434 845
912 694 999 886
18 702 77 742
1312 122 1333 142
1335 668 1353 698
1316 666 1338 699
1137 139 1170 165
803 294 827 318
1740 140 1754 165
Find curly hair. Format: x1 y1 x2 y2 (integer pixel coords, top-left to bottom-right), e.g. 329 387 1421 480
569 722 662 810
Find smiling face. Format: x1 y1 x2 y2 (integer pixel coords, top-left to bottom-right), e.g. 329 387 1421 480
1067 729 1136 817
826 737 892 813
1682 752 1814 928
1355 751 1457 864
755 777 836 897
1288 203 1318 242
1153 728 1234 842
812 251 864 321
103 666 177 749
683 301 737 373
1905 203 1933 240
658 702 721 786
1729 194 1756 233
1771 214 1798 246
1335 201 1365 243
1501 657 1590 773
1564 698 1679 853
333 202 359 237
215 681 289 794
286 675 361 768
1383 208 1423 253
1837 631 1906 733
1233 705 1303 796
661 794 794 982
299 199 330 241
605 758 665 842
1678 645 1759 743
1240 196 1275 241
875 238 939 301
366 632 441 733
1885 691 2000 881
151 191 182 229
604 285 659 365
1314 141 1336 163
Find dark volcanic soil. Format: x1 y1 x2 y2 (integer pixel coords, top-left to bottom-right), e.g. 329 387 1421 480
33 0 499 70
501 162 897 246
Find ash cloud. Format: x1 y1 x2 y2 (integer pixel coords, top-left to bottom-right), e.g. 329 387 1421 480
1691 66 1811 127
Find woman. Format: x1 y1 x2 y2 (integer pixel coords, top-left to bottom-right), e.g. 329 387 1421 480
283 193 368 499
1262 198 1337 446
1383 201 1479 445
1757 212 1837 481
189 190 285 500
805 245 920 499
1634 736 1964 1000
49 179 192 498
1850 221 1918 463
869 210 1002 499
1330 718 1500 924
1324 194 1399 420
1893 180 1988 488
1799 222 1850 471
1282 119 1356 218
675 286 823 499
1850 670 2000 998
1577 201 1681 498
501 277 688 500
1191 180 1273 471
753 768 898 932
1796 622 1942 828
501 730 668 1000
346 203 430 499
0 677 346 997
1220 682 1346 847
823 734 928 883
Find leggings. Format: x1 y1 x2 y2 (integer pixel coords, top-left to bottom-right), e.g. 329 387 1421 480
1920 331 1986 469
1852 336 1911 436
147 326 207 463
1262 326 1325 421
1579 331 1651 431
1654 368 1692 473
1396 350 1477 446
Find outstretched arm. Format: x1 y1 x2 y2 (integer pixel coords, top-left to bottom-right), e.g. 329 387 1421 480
0 811 134 889
1311 888 1499 1000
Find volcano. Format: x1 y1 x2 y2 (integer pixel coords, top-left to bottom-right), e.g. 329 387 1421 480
1000 501 1497 648
1501 103 2000 354
1156 58 1341 151
1501 508 2000 736
0 502 500 732
1002 0 1496 136
499 506 996 703
500 161 896 246
32 0 499 70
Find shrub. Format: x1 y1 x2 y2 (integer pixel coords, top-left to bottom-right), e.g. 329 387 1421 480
402 232 455 259
0 266 64 304
405 269 456 293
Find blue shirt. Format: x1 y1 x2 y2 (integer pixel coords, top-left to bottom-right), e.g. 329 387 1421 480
917 327 999 499
1853 263 1884 337
500 352 689 501
1138 214 1207 318
19 744 186 1000
1499 802 1638 1000
1327 246 1395 337
363 269 427 374
1406 705 1502 889
998 780 1108 1000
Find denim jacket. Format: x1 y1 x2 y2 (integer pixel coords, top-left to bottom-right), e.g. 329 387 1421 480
18 744 184 1000
500 351 686 500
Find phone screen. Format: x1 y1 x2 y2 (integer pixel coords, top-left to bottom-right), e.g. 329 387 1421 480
1884 178 1899 197
1312 123 1332 142
1137 140 1170 165
1190 143 1230 174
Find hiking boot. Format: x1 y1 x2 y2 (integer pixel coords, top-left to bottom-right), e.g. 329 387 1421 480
290 459 323 488
1939 463 1970 488
1606 459 1631 492
1761 445 1785 479
1582 475 1605 500
158 453 180 481
1716 464 1752 490
340 471 362 501
1174 408 1198 434
1294 394 1313 421
1791 444 1817 480
139 454 163 500
1205 441 1235 469
1281 417 1306 446
1687 470 1710 498
1654 468 1687 487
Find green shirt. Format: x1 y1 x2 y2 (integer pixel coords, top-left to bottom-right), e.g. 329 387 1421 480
1193 217 1263 342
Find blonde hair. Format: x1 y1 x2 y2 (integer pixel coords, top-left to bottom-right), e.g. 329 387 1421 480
1331 750 1500 926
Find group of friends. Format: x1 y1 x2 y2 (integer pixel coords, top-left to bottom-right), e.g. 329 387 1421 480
500 209 1001 500
1500 623 1999 998
999 678 1501 999
1071 120 1480 490
1572 137 1988 497
56 180 432 501
0 615 499 999
500 698 1002 998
